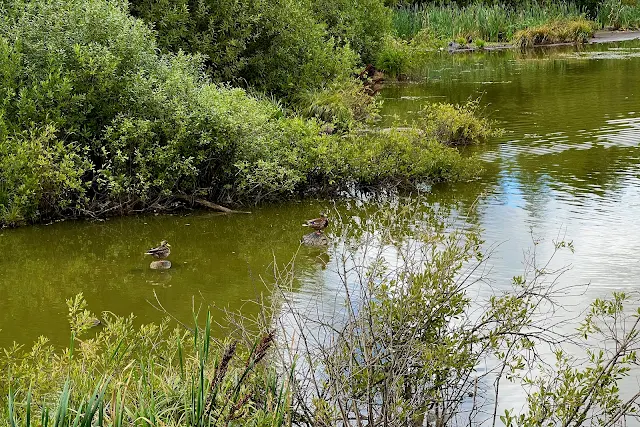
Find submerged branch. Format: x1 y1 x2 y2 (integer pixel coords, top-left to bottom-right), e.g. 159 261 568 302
174 195 251 214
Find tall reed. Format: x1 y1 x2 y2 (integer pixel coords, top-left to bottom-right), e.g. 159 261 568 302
597 0 640 29
393 1 587 41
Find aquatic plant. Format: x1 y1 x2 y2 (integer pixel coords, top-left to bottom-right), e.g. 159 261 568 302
512 17 596 47
392 3 426 39
419 99 504 146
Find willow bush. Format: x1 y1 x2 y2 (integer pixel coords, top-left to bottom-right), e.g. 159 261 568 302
128 0 387 101
265 203 640 426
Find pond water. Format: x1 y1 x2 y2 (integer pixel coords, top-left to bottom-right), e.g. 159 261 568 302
2 40 640 414
381 41 640 304
381 40 640 415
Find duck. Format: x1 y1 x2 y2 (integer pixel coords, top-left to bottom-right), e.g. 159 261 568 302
145 240 171 259
302 213 329 234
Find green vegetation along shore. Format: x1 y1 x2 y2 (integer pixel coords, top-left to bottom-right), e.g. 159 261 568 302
2 0 639 227
380 0 640 77
0 0 500 227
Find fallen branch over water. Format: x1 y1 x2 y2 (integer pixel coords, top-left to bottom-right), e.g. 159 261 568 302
175 194 252 214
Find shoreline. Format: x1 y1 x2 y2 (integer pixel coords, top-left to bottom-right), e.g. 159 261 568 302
447 29 640 53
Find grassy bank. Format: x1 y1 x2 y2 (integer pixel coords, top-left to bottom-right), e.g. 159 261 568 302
389 0 640 47
1 295 290 426
392 1 588 41
376 2 603 78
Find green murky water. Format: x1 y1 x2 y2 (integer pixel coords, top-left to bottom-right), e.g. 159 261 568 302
2 41 640 360
0 202 332 346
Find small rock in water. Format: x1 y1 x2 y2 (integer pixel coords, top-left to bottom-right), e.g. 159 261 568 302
150 260 172 270
301 232 329 246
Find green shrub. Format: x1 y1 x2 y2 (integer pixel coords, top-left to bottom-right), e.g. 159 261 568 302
129 0 361 101
0 0 490 226
419 100 504 146
343 130 484 184
311 0 392 63
0 0 326 219
296 80 381 131
374 30 443 78
375 36 412 77
129 0 256 82
0 126 89 225
239 0 358 100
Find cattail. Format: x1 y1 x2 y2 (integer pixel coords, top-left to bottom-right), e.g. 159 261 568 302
215 341 237 384
248 331 275 367
205 341 237 417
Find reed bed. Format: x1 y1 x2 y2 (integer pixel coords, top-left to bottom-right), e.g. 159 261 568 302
597 0 640 29
393 1 588 41
512 17 595 46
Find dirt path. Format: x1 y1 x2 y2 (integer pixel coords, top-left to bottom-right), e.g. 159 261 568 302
591 30 640 43
451 30 640 53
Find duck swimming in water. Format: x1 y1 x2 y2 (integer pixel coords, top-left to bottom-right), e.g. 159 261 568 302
145 240 171 259
302 213 329 235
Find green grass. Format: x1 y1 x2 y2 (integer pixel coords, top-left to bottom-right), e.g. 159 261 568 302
392 4 426 39
597 0 640 29
1 294 291 427
393 1 588 42
512 17 596 47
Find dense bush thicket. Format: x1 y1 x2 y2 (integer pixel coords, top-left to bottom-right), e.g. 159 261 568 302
128 0 390 100
0 0 491 226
